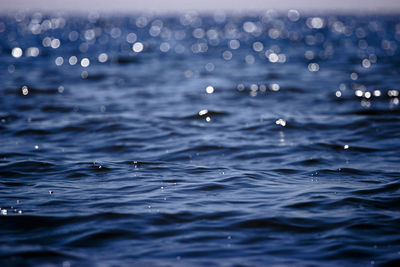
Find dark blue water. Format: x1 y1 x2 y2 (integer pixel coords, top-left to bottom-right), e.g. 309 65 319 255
1 11 400 266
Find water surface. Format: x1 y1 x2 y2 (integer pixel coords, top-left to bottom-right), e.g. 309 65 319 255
1 11 400 266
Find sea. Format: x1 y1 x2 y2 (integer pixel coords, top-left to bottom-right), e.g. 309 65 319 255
0 10 400 266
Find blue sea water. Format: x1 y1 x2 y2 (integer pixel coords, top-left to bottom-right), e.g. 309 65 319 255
0 10 400 266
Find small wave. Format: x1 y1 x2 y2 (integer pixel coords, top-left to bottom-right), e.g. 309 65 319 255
0 161 55 174
5 87 59 95
183 110 229 120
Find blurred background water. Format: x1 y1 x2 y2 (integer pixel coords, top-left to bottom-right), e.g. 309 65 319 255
1 9 400 266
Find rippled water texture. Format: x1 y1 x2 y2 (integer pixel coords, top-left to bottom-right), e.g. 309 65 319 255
1 11 400 266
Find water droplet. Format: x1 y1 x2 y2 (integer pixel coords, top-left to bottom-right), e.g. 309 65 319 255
362 59 371 68
98 53 108 63
81 58 90 67
308 63 320 72
12 47 23 58
133 42 144 53
276 119 286 127
22 86 29 95
206 86 214 94
55 56 64 66
199 109 208 116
